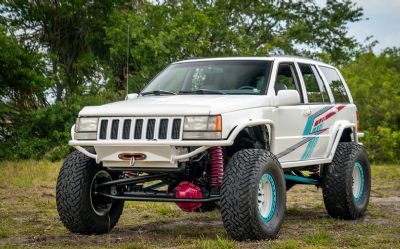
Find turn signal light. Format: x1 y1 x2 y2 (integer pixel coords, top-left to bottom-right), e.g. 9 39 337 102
215 115 222 132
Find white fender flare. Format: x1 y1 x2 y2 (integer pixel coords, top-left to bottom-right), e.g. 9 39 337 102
325 121 357 160
226 119 276 152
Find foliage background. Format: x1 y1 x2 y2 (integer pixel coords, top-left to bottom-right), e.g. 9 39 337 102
0 0 398 163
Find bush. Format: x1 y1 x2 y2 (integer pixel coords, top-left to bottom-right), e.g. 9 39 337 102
0 91 122 161
341 50 400 164
363 127 400 164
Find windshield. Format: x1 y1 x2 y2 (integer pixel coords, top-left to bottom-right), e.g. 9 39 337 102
142 60 272 95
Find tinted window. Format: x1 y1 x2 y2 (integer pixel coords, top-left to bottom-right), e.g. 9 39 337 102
275 63 303 102
320 66 350 103
298 63 330 103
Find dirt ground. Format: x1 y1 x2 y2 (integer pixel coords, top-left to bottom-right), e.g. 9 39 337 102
0 161 399 249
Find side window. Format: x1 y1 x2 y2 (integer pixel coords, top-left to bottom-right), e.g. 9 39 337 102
298 63 330 103
275 63 303 102
320 66 350 103
311 65 330 102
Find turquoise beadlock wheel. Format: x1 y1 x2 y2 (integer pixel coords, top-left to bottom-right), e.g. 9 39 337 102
257 173 277 222
221 149 286 240
322 142 371 220
352 162 365 202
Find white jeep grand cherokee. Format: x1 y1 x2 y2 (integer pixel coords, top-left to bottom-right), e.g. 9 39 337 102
56 56 370 241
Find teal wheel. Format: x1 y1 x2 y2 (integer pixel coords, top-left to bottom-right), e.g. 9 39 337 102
221 149 286 241
352 162 365 203
257 173 277 222
322 142 371 219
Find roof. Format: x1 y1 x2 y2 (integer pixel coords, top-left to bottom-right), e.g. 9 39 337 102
174 56 332 67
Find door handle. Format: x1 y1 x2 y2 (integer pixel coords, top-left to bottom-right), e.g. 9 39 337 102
302 109 312 116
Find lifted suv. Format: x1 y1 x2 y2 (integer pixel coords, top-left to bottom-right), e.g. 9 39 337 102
56 56 370 240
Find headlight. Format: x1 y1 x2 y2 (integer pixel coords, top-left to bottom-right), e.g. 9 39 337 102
183 115 222 140
183 116 209 131
75 117 99 132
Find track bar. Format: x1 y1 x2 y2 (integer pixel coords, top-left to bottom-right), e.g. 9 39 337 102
96 173 168 188
98 192 220 203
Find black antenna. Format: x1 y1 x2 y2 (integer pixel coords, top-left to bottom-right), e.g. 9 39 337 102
126 25 130 97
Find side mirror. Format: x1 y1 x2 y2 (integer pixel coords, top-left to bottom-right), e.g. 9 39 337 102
276 90 300 106
125 93 139 100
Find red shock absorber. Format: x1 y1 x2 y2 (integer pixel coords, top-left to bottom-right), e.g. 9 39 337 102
210 147 224 187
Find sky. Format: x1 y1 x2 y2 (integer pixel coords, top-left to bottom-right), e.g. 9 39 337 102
317 0 400 54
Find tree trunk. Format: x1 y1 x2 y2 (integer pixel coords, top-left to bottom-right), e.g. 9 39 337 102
53 60 63 102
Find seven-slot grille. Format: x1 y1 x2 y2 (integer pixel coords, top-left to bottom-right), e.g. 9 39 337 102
98 117 182 140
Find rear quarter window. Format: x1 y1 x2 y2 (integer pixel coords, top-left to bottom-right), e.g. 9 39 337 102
319 66 350 103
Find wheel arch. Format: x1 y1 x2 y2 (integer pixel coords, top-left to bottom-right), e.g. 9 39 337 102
326 120 358 160
225 119 275 157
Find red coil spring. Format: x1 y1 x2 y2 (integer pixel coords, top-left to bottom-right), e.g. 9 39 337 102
210 147 224 187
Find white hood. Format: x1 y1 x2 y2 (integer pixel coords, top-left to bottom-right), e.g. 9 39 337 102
79 95 275 116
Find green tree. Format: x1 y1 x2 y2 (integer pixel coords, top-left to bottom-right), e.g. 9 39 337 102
3 0 387 162
1 0 124 100
105 0 364 91
342 51 400 163
2 0 366 95
0 25 49 121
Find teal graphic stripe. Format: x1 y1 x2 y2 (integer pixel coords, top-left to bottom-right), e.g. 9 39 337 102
301 123 323 160
276 137 314 158
276 127 326 159
302 106 331 135
276 105 345 160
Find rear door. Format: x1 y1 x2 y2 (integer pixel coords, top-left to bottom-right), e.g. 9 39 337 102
318 65 355 144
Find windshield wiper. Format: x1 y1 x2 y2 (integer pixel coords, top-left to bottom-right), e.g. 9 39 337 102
179 89 226 95
141 90 177 96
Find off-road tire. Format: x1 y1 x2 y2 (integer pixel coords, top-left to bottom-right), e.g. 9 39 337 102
221 149 286 241
322 142 371 219
56 150 124 234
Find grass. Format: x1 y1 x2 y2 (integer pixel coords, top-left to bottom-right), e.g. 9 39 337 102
303 231 333 246
0 161 399 248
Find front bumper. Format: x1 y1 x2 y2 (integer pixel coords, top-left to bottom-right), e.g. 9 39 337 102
69 137 230 168
69 119 275 168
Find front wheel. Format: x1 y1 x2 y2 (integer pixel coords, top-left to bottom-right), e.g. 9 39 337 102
322 142 371 219
56 150 124 234
220 149 286 241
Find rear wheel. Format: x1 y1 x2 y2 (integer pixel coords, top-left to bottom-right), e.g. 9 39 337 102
56 150 124 234
322 142 371 219
221 149 286 241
